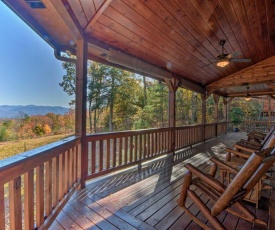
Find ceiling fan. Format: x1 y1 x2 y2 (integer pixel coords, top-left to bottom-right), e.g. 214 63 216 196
204 40 251 67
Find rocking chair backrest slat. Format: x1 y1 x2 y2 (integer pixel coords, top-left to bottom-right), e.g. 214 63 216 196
243 148 275 194
262 133 275 149
262 126 275 144
211 150 268 216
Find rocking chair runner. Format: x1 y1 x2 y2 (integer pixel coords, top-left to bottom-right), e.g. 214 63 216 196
177 147 275 230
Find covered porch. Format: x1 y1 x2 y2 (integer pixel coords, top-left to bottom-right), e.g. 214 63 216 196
49 132 275 230
2 0 275 229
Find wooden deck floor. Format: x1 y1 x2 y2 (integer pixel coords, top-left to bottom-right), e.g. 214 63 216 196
49 133 275 230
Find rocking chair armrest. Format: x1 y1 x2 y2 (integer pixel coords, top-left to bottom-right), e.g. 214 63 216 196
233 144 257 153
226 148 251 159
247 131 265 137
247 133 264 141
238 139 262 147
210 157 239 174
184 163 226 193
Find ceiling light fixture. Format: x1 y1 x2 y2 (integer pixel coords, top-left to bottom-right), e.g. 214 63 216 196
25 0 46 9
216 60 229 67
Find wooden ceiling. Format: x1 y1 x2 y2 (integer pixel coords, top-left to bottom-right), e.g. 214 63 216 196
3 0 275 97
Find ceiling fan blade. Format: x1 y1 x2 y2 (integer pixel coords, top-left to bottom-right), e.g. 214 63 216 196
230 58 251 63
227 51 241 59
201 61 217 68
201 58 217 61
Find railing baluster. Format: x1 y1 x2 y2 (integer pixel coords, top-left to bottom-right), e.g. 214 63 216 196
134 135 137 162
0 185 5 230
24 169 34 230
125 136 128 164
72 147 76 183
52 157 59 208
107 139 110 169
113 138 117 167
130 135 133 163
139 134 143 160
36 165 44 228
119 138 122 166
91 141 96 174
143 134 146 159
65 151 69 192
58 154 63 201
99 140 104 171
45 160 52 217
9 177 22 230
69 149 73 188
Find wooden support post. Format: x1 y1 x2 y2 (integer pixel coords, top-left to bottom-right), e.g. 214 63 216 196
268 97 271 129
213 94 220 136
227 97 234 132
222 97 228 122
201 94 206 142
165 78 179 154
213 94 220 123
75 39 88 187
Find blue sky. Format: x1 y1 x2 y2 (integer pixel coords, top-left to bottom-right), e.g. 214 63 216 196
0 2 72 107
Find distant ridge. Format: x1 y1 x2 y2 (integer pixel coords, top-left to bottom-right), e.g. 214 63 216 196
0 105 70 118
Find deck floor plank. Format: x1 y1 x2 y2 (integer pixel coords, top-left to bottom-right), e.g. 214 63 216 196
76 197 137 230
69 198 119 230
51 133 273 230
56 210 82 229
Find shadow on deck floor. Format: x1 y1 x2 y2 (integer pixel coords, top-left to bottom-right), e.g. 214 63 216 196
49 132 275 230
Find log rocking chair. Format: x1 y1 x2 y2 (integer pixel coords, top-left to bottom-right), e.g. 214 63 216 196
177 147 275 230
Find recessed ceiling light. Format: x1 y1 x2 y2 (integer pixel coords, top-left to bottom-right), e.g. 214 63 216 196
25 0 46 9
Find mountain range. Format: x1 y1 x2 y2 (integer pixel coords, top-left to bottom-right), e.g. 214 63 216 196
0 105 70 119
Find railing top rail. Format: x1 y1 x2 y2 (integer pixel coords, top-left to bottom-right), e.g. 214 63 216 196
86 127 174 139
0 136 80 184
86 123 229 140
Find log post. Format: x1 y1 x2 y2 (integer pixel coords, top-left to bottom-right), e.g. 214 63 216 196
75 39 88 187
213 94 220 136
165 77 179 154
268 97 271 130
201 94 206 142
222 97 228 122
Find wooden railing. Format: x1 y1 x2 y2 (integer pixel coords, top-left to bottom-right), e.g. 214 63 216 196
85 122 228 179
204 123 216 140
85 128 174 180
0 136 81 230
175 125 204 150
240 121 275 133
217 122 227 136
1 122 229 229
203 122 227 140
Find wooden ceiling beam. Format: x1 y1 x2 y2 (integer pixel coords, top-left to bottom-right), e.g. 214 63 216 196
58 0 86 38
213 94 220 103
227 91 275 97
46 0 84 39
84 0 113 31
206 56 275 91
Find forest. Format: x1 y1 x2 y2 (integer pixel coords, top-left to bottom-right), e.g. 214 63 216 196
0 61 264 142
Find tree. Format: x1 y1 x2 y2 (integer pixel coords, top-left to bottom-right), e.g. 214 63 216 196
176 88 202 126
137 81 168 128
59 58 76 106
